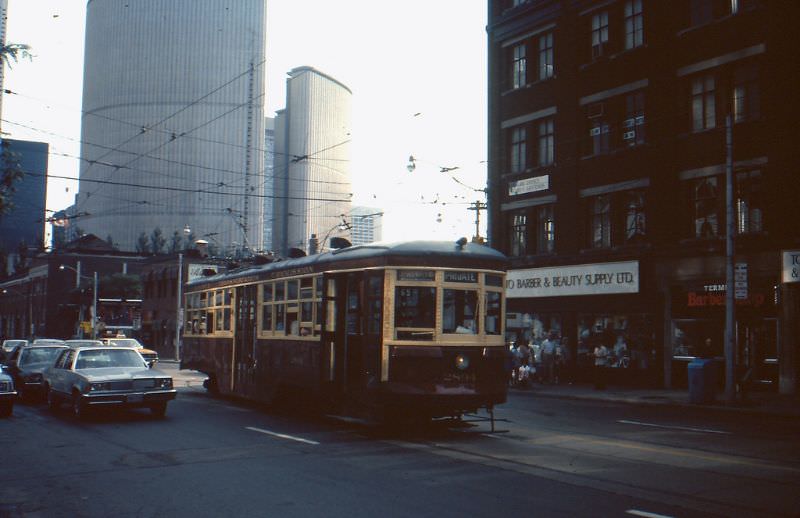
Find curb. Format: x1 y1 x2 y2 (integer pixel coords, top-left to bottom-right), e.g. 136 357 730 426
511 387 800 419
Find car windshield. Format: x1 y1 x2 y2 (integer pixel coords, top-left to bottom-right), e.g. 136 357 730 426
19 347 64 366
108 339 142 349
74 349 144 369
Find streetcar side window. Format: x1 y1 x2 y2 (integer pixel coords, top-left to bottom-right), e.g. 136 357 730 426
485 291 502 335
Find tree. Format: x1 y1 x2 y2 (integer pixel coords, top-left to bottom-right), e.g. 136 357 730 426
0 43 33 69
0 141 24 217
169 231 183 253
136 232 150 254
150 227 166 255
101 273 142 299
0 43 32 217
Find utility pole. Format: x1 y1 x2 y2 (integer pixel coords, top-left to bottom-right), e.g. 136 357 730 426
724 113 736 402
468 200 487 243
175 252 183 361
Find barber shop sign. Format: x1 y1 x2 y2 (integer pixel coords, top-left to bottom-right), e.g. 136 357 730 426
506 261 639 298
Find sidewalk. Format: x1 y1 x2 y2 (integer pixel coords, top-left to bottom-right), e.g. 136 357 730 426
511 381 800 419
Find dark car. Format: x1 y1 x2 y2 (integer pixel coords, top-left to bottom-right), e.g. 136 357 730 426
7 345 68 401
43 346 176 419
0 365 15 417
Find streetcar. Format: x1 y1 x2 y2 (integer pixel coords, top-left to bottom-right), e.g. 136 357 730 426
181 239 508 421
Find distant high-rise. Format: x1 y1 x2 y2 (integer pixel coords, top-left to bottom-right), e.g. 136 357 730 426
75 0 267 254
350 206 383 246
0 139 48 252
272 67 352 256
263 117 275 252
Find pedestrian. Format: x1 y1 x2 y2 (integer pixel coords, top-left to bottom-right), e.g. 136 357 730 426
555 337 570 384
517 341 533 387
541 332 557 384
593 340 609 390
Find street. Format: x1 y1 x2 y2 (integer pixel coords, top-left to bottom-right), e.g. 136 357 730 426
1 367 798 518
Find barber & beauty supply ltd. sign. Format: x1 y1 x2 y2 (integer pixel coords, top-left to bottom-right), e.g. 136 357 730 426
506 261 639 298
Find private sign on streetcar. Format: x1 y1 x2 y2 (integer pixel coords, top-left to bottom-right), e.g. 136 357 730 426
181 239 509 422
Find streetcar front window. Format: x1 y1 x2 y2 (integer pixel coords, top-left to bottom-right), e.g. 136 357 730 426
395 287 436 340
442 289 478 334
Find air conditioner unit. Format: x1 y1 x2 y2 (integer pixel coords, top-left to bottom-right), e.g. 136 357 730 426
623 131 636 140
623 118 635 129
589 127 602 136
587 102 604 118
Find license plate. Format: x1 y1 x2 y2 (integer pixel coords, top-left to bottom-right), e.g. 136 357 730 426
127 393 144 403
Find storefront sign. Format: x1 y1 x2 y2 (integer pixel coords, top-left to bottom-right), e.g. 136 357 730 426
735 262 748 300
508 175 549 196
783 250 800 283
506 261 639 298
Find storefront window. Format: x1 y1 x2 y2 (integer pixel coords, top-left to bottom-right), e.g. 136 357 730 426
578 313 654 370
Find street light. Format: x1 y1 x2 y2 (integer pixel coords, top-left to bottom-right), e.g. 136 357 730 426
59 263 98 339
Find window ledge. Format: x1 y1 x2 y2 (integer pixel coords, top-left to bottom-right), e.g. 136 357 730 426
580 45 648 70
501 75 558 97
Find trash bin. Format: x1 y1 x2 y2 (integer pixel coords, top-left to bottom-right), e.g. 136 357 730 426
688 358 716 404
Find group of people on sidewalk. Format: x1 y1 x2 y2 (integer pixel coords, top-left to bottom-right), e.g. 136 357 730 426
509 332 570 387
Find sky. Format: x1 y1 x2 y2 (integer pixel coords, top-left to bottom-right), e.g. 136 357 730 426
2 0 489 246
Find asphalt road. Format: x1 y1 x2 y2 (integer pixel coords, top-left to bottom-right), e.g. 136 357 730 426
1 376 798 518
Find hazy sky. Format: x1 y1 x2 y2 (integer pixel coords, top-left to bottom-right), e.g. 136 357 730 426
2 0 488 245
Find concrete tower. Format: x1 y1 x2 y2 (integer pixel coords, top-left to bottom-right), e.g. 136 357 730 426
76 0 267 254
273 67 352 256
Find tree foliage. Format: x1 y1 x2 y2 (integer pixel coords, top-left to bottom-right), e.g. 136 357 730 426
0 142 24 217
150 227 166 255
101 273 142 299
0 43 32 218
135 232 150 254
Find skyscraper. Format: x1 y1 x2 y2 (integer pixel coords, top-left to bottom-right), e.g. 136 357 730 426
350 206 383 246
75 0 267 254
272 67 352 256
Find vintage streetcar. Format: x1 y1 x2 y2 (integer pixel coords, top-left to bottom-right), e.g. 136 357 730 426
181 239 509 422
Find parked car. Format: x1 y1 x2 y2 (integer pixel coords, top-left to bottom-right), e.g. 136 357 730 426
0 364 16 417
101 337 159 367
2 339 28 354
6 345 68 401
31 338 67 347
43 346 176 419
65 339 104 348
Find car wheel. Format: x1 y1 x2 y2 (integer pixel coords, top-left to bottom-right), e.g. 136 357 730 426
0 401 12 417
71 392 89 419
149 402 167 418
46 385 60 410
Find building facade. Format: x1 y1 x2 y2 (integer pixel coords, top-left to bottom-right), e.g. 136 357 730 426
75 0 267 254
272 67 352 256
487 0 799 393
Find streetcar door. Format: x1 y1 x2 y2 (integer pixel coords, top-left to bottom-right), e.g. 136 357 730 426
323 273 364 396
234 284 258 398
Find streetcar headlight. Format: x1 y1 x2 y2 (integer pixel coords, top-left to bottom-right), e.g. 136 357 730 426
455 354 470 370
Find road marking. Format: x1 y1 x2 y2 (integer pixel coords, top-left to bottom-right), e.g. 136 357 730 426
626 510 674 518
618 419 731 435
246 426 320 445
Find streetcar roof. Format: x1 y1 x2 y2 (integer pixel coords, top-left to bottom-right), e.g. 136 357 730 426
186 240 507 289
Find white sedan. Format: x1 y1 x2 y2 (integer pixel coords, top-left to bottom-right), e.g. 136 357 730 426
43 346 176 419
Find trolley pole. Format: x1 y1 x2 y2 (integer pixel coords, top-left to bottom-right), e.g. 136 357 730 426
175 253 183 361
